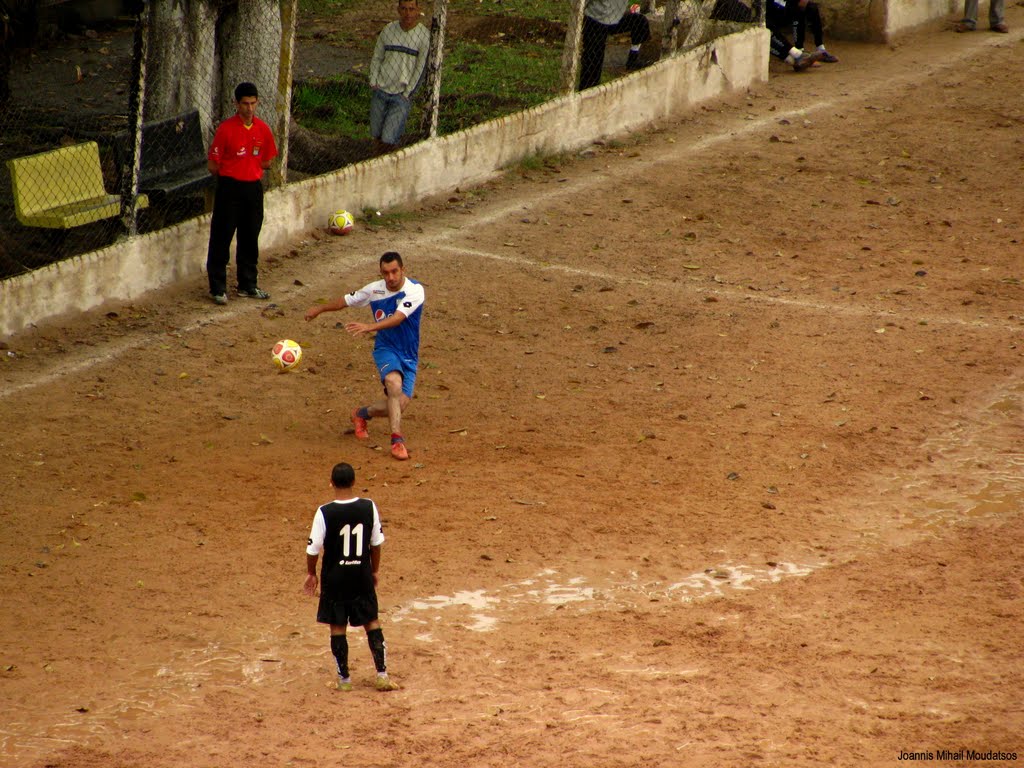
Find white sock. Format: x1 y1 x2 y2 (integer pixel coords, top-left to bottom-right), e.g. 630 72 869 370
789 46 802 59
817 44 827 51
630 44 641 52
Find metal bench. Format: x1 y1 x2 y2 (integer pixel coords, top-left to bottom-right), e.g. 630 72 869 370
6 141 148 229
114 109 215 205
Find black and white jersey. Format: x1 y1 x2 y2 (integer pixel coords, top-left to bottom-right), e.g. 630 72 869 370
307 498 385 600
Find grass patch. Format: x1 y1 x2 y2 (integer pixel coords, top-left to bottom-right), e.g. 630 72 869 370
292 76 370 136
433 39 561 134
291 39 560 139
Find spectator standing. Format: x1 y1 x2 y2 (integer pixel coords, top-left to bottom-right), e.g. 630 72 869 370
369 0 430 153
206 82 277 305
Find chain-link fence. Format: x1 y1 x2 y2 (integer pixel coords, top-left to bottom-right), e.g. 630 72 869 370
0 0 757 279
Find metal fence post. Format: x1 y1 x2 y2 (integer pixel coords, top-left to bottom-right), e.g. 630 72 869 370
121 0 149 237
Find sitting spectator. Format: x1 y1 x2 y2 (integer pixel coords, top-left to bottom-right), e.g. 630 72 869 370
578 0 652 91
369 0 430 153
791 0 839 62
711 0 823 71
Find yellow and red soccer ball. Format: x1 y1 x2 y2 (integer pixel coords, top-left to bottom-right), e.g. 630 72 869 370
328 209 355 235
272 339 302 370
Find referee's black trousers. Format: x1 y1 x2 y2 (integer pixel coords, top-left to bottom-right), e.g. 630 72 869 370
206 176 264 296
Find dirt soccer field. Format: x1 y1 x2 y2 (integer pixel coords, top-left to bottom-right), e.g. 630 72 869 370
2 18 1023 768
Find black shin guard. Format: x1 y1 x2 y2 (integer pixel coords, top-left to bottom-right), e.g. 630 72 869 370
367 627 387 674
330 634 349 678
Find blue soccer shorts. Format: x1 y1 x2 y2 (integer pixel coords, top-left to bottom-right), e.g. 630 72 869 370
373 347 417 398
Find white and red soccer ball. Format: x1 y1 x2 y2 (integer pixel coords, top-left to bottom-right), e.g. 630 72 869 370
328 209 355 235
272 339 302 370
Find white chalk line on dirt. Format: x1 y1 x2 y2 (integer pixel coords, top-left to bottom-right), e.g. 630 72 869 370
3 376 1019 758
390 560 827 640
3 37 1022 768
0 315 230 401
419 35 1018 246
430 243 1023 333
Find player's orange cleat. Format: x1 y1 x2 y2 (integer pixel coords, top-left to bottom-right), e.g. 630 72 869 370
351 409 369 439
390 440 409 461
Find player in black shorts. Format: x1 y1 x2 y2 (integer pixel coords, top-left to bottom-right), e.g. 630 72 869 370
304 462 399 691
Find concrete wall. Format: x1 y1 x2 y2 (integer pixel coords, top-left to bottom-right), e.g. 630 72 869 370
0 28 769 339
825 0 960 41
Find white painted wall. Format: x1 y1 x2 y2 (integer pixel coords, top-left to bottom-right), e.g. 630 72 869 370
823 0 961 41
0 28 769 339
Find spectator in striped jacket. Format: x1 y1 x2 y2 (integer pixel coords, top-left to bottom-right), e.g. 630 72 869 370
369 0 430 153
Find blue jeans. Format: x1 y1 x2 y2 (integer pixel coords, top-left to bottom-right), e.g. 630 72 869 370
370 89 412 146
960 0 1005 26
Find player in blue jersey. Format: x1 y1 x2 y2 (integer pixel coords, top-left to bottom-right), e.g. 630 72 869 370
305 252 425 461
304 462 398 691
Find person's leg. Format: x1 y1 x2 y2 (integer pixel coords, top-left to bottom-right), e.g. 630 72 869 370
578 15 609 90
805 1 825 47
380 93 412 148
609 11 651 45
206 179 238 299
235 182 265 295
353 592 397 691
988 0 1006 27
766 3 793 58
370 89 394 154
383 371 405 435
783 0 807 48
958 0 980 28
609 11 651 68
362 619 398 690
329 625 351 690
369 89 386 141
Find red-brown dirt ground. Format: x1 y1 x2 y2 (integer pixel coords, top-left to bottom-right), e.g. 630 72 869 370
1 15 1023 768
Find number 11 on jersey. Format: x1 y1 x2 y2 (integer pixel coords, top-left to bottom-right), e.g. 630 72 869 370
339 523 364 559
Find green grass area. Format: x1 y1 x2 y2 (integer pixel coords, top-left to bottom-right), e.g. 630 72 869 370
291 38 560 139
438 40 559 132
292 76 369 136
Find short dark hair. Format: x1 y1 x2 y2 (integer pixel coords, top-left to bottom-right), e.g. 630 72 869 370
331 462 355 489
380 251 403 268
235 82 259 101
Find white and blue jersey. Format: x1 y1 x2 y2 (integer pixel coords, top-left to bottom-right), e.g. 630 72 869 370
346 278 425 396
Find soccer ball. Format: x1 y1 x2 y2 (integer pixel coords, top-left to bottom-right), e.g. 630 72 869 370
272 339 302 370
328 209 355 235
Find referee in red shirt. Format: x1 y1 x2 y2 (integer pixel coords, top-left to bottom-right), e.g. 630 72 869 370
206 82 278 305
